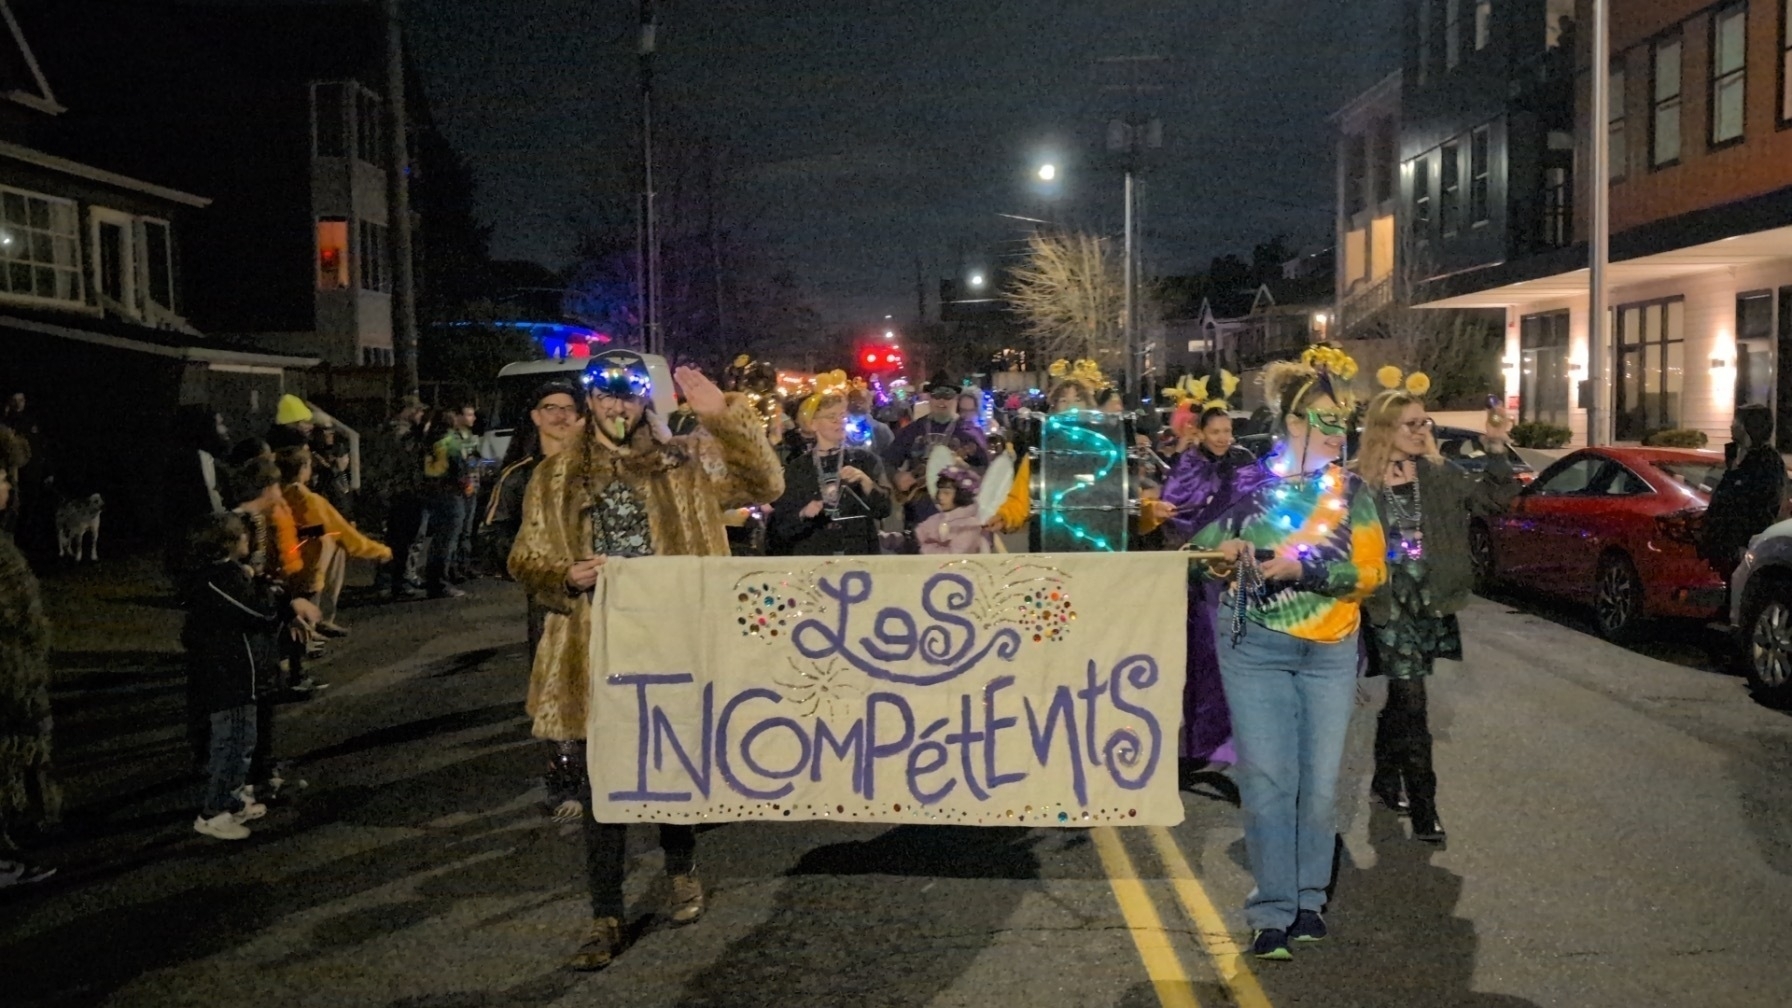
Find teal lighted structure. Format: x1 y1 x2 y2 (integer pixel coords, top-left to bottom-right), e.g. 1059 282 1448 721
1034 410 1131 552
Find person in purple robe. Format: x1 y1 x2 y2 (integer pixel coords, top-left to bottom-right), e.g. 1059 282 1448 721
1160 404 1272 770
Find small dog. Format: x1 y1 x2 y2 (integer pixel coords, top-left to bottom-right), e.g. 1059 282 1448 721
56 493 104 562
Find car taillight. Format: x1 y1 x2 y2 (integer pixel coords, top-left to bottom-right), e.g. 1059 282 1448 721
1656 508 1703 544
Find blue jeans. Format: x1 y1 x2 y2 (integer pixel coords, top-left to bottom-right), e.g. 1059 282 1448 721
1215 616 1359 931
423 493 469 590
202 704 258 818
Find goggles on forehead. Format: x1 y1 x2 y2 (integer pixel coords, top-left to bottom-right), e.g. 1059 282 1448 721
583 364 652 401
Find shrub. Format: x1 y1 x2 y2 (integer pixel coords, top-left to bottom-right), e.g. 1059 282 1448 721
1510 422 1572 449
1642 428 1709 449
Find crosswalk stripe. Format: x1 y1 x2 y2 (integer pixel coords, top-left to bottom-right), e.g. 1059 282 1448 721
1091 826 1203 1008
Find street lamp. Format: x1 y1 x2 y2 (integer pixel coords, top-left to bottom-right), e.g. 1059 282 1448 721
968 272 986 290
1037 163 1057 182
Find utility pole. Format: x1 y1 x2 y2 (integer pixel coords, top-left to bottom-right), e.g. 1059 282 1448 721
638 0 663 357
1587 0 1611 446
1101 55 1164 403
384 0 419 399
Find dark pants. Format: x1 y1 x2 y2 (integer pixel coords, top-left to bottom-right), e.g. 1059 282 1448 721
249 690 278 787
583 820 696 920
384 493 425 593
422 493 468 591
1372 678 1436 812
201 704 257 817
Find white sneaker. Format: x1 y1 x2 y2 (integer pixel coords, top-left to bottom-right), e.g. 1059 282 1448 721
232 801 267 823
194 812 251 840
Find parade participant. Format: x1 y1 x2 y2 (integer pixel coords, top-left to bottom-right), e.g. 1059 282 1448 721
1188 344 1387 961
0 465 59 883
884 383 989 472
508 349 782 971
266 394 315 451
1159 371 1268 773
914 467 988 554
483 381 587 819
768 390 891 556
985 370 1097 536
276 447 394 638
847 386 894 458
1355 370 1518 843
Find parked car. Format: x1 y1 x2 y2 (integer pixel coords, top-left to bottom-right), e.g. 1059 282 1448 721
1727 518 1792 701
1470 447 1728 642
1237 425 1533 481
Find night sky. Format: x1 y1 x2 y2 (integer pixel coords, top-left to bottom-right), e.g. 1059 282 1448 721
401 0 1403 328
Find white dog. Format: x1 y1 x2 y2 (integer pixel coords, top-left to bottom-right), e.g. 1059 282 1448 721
56 493 104 562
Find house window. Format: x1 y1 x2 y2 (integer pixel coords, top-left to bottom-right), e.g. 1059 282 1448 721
1652 34 1683 167
1738 290 1775 410
1546 0 1575 50
1711 3 1748 146
1615 297 1685 441
1373 118 1396 204
1417 0 1433 85
1610 63 1628 180
1469 126 1490 225
1345 133 1367 216
142 219 174 312
358 220 390 293
1519 310 1571 426
354 87 383 166
0 186 81 306
1475 0 1492 51
1440 140 1461 234
1446 0 1463 68
1411 155 1432 243
316 218 349 289
312 82 346 158
362 346 393 366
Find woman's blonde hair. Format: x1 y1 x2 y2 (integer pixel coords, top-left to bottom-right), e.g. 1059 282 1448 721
1354 389 1440 490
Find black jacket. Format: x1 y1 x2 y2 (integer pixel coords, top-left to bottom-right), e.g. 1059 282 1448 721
1701 446 1786 571
768 447 892 556
181 561 285 713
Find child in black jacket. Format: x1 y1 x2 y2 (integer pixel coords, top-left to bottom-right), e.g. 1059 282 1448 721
182 512 284 841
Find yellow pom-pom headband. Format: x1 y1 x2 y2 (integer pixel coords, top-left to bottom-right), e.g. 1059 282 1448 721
1161 370 1239 411
1376 365 1432 397
799 369 852 426
1048 358 1108 389
1301 343 1359 383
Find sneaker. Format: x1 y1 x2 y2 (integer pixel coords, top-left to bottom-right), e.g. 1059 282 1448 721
232 800 267 823
1289 909 1327 942
667 872 705 925
1250 928 1293 961
565 916 624 971
0 859 57 888
315 622 350 638
427 584 466 599
194 812 251 841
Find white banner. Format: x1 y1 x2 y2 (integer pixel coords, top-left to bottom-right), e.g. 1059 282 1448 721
588 553 1188 827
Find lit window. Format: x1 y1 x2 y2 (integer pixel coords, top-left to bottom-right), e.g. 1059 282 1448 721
1545 0 1575 50
1469 127 1490 225
1475 0 1492 51
1652 34 1683 166
1610 63 1628 180
0 186 81 306
1710 3 1747 146
317 218 349 290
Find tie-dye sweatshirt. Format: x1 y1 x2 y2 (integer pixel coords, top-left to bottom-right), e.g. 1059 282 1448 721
1191 462 1387 643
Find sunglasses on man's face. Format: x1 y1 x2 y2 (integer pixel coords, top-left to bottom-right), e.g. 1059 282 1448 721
1304 409 1349 436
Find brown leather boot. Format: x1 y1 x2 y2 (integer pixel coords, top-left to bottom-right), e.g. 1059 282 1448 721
565 916 623 971
667 872 705 926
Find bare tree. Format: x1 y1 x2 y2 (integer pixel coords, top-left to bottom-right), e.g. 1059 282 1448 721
1357 243 1503 409
1005 230 1126 371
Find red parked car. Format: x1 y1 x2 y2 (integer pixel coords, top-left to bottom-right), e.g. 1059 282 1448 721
1469 446 1729 641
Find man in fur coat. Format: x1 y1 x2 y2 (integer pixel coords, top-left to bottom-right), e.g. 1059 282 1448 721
508 349 783 971
0 467 59 887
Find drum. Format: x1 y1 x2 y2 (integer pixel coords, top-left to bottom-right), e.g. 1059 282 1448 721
1032 408 1134 552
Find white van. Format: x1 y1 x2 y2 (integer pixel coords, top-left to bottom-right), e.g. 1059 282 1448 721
482 352 676 462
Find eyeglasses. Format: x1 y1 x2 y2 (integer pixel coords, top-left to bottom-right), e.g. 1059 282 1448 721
535 403 580 416
1304 409 1349 435
1399 418 1436 433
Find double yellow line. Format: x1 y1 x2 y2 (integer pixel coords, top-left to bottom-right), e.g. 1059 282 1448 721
1091 825 1273 1008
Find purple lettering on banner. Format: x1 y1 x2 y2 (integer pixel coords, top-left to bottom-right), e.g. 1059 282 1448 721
1024 685 1088 807
608 673 700 802
790 569 1022 686
717 688 793 801
863 691 915 800
652 682 713 798
906 716 956 804
862 608 918 663
1078 662 1108 768
944 694 990 801
982 675 1027 790
1103 655 1163 791
739 717 813 782
811 717 867 795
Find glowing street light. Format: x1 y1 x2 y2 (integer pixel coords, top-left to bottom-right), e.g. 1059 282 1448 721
1037 163 1057 182
968 272 986 290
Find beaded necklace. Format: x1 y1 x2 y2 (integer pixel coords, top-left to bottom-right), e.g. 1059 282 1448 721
1381 459 1424 561
1229 550 1267 646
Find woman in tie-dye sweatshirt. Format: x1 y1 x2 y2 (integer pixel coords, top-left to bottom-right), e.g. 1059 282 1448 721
1187 346 1386 962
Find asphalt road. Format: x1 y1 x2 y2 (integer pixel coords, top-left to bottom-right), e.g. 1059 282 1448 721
4 568 1791 1008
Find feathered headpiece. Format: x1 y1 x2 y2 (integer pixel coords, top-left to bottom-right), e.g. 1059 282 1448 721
1261 342 1361 421
798 369 852 427
1164 370 1240 436
1047 358 1107 388
1376 365 1432 397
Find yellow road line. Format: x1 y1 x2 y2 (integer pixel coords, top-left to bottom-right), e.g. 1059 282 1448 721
1145 825 1274 1008
1090 826 1202 1008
